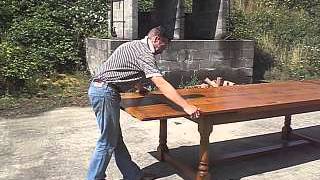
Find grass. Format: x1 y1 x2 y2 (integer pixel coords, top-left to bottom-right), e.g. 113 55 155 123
257 33 320 81
0 71 91 118
178 72 201 89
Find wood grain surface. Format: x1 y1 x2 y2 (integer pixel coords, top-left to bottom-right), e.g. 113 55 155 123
121 80 320 121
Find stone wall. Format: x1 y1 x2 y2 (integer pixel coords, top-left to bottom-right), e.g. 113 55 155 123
86 38 255 86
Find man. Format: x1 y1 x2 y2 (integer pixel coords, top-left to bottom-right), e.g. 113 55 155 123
87 26 200 180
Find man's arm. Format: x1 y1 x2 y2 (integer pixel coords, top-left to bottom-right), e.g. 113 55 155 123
151 76 200 118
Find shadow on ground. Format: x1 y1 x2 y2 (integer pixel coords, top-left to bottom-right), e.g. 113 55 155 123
143 125 320 180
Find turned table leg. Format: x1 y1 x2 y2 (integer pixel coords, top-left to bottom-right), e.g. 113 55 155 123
196 119 213 180
282 115 292 140
157 119 168 161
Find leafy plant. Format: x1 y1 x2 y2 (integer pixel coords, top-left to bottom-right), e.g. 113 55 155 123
230 0 320 80
0 0 109 95
178 72 200 88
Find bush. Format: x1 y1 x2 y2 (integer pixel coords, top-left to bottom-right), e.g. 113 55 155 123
138 0 193 12
6 16 80 72
0 41 40 94
230 0 320 80
0 0 109 95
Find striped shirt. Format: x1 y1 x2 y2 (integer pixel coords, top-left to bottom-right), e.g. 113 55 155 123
93 37 163 90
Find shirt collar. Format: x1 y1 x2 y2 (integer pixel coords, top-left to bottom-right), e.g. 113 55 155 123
141 36 155 53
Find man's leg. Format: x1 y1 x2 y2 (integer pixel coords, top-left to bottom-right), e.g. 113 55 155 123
114 130 142 180
87 86 121 180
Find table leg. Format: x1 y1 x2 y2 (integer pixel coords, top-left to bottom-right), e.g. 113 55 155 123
196 119 213 180
282 115 292 140
157 119 168 161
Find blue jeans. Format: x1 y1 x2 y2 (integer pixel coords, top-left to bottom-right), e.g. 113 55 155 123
87 82 142 180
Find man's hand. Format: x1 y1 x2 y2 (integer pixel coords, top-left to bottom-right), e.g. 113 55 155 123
134 83 149 96
151 76 201 119
183 105 201 119
136 87 149 96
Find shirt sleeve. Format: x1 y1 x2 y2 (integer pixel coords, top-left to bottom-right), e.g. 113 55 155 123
137 54 163 78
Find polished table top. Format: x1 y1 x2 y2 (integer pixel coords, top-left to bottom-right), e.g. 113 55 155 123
120 80 320 121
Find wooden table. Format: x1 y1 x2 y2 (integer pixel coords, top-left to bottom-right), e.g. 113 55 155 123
120 80 320 180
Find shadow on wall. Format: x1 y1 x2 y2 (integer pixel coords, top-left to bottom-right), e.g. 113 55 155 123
253 46 274 83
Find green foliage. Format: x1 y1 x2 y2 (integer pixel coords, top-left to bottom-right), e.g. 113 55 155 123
0 1 16 35
138 0 192 12
230 0 320 80
0 41 36 79
0 0 109 95
0 41 40 94
138 0 154 11
178 73 200 88
6 16 80 72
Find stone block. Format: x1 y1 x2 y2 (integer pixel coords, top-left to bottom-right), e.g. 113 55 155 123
186 41 205 50
230 57 254 68
86 39 255 83
231 67 253 76
86 38 98 49
208 49 230 60
110 40 128 50
168 40 188 50
160 50 178 61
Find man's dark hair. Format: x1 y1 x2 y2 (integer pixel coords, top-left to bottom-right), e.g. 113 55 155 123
148 26 171 40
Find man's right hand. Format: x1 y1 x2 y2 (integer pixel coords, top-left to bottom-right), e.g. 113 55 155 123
184 105 201 119
151 76 201 119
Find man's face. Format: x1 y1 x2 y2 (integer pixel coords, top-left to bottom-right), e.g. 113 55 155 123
151 36 169 55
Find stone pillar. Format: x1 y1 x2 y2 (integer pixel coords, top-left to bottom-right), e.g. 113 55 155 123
173 0 185 39
111 0 138 39
153 0 179 39
215 0 229 39
192 0 220 39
